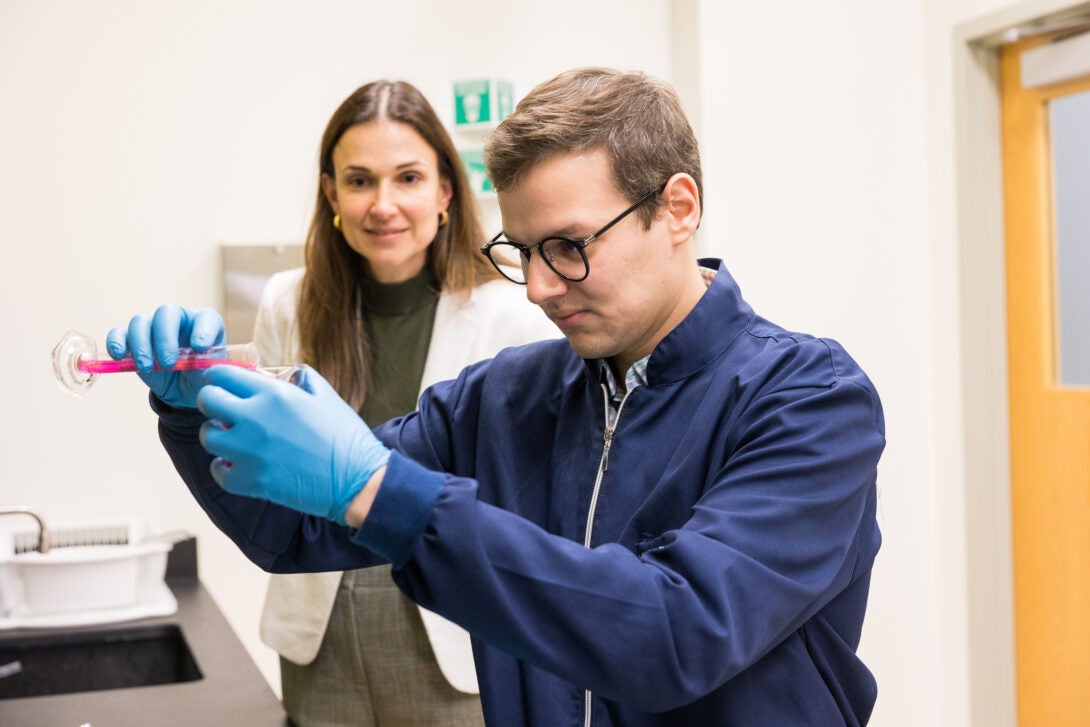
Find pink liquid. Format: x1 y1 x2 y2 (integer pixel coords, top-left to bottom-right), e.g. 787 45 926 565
78 357 259 374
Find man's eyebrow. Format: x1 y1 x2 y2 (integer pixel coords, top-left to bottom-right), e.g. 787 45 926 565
505 224 586 243
550 225 584 238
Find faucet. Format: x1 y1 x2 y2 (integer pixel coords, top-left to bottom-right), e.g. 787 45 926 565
0 506 51 554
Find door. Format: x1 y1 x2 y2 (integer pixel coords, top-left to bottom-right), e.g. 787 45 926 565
1002 29 1090 726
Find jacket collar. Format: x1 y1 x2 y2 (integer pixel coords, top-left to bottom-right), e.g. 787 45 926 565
579 258 753 387
644 258 753 385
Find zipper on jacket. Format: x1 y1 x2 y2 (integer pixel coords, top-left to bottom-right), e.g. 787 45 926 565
584 382 632 727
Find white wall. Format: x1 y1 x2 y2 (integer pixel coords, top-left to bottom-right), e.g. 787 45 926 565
691 3 940 724
2 0 1068 723
688 1 1083 725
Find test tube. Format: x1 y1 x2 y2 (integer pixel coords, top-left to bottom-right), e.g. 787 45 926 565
52 330 297 397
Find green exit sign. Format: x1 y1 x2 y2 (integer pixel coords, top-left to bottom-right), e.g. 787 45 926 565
454 78 513 127
459 149 494 196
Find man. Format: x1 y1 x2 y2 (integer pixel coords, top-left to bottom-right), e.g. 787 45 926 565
112 68 884 726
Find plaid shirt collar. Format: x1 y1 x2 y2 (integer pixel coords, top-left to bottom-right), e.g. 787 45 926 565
596 356 649 406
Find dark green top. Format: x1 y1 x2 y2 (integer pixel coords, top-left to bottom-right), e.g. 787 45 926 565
359 268 440 428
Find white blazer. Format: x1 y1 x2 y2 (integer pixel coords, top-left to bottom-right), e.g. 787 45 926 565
254 267 558 694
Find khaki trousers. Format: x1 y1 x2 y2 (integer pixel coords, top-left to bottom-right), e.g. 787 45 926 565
281 565 485 727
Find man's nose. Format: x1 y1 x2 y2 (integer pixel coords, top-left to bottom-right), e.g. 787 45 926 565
525 252 568 305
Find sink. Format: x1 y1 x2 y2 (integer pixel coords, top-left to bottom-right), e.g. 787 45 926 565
0 517 178 629
0 623 202 700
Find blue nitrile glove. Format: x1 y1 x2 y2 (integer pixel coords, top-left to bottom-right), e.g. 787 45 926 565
105 305 225 410
196 364 391 526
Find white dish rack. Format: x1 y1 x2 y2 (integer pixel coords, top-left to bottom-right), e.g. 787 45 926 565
0 510 178 629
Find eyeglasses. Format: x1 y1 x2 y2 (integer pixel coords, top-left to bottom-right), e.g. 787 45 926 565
480 186 662 285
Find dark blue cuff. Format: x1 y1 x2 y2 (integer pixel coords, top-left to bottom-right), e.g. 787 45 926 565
349 451 445 570
150 392 205 441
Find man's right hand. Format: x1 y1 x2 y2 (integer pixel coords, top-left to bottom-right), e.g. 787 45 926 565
106 305 226 410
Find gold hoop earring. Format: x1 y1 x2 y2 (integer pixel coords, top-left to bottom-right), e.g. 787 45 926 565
437 209 449 228
332 214 341 230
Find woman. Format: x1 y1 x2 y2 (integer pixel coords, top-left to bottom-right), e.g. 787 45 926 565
254 80 556 727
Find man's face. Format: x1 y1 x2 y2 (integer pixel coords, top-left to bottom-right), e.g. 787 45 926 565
498 151 690 374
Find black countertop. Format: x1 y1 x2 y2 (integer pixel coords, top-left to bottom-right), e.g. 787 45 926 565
0 537 289 726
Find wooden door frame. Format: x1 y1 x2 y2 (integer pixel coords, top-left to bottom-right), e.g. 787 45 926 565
954 2 1090 725
1002 32 1090 726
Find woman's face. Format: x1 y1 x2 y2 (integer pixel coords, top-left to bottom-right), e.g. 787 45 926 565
322 120 453 283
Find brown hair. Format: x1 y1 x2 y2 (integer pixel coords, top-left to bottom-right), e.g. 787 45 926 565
298 80 498 411
484 67 702 227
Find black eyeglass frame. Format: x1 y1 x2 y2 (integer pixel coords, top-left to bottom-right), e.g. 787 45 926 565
480 185 663 284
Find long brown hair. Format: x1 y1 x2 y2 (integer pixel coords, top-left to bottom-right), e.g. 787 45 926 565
298 80 498 411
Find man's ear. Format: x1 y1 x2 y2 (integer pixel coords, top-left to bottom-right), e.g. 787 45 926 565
661 173 701 246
